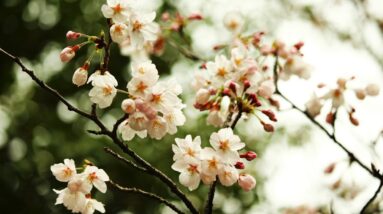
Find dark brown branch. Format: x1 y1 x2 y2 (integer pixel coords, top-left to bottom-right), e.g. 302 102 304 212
112 114 128 136
104 147 147 173
109 180 185 214
360 178 383 213
0 48 199 214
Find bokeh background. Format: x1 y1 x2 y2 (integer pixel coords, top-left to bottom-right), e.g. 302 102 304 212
1 0 383 213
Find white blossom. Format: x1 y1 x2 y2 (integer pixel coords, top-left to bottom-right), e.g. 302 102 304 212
129 12 159 48
89 85 117 109
83 166 110 193
110 23 129 44
51 159 76 182
101 0 132 23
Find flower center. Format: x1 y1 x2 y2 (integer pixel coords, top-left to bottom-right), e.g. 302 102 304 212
219 140 230 151
188 164 199 174
103 86 113 95
217 67 227 77
151 94 162 103
132 21 143 32
113 4 122 13
136 81 148 92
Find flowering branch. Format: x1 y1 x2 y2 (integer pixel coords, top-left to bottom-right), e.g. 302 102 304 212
104 147 147 173
272 57 383 212
204 106 244 214
0 48 198 214
108 180 184 214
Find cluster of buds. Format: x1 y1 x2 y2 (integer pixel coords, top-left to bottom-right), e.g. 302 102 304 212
193 44 278 132
118 61 186 140
161 11 203 32
305 77 380 126
171 128 256 191
51 159 109 214
60 28 121 109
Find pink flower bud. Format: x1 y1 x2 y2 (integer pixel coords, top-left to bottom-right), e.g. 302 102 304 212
238 174 256 191
72 67 88 87
121 99 136 114
324 163 336 174
229 82 237 94
243 79 251 91
365 83 380 96
354 89 366 100
326 112 334 126
161 12 170 22
261 110 277 122
188 13 203 20
196 88 210 105
135 99 157 120
240 151 257 161
66 31 81 40
235 162 245 169
60 46 76 62
261 121 274 132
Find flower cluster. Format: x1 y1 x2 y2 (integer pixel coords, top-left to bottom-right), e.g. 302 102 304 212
118 61 186 140
193 44 278 131
171 128 256 191
102 0 160 49
51 159 109 214
305 77 380 125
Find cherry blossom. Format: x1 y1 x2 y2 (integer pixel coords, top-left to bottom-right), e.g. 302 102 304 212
101 0 132 23
51 159 77 182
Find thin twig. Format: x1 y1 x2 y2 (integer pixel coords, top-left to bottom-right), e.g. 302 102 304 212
360 179 383 213
0 48 199 214
109 180 185 214
104 147 147 173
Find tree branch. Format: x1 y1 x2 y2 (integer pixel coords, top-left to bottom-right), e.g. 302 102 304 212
109 180 185 214
104 147 147 173
360 178 383 213
0 48 199 214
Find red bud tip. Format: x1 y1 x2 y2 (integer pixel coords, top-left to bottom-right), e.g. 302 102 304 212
200 63 207 69
188 13 203 20
294 41 304 50
324 163 336 174
326 112 334 126
222 88 231 97
66 31 81 40
261 121 274 132
229 82 237 94
235 162 245 169
240 151 257 161
243 79 251 91
261 110 277 122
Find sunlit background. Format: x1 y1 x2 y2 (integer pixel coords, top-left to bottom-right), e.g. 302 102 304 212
1 0 383 213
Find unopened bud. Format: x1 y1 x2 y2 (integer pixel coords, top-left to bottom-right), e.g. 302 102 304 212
243 79 251 91
261 121 274 132
235 162 245 169
240 151 257 161
188 13 203 20
293 41 304 50
229 82 237 94
349 111 359 126
238 174 256 192
326 112 334 126
354 89 366 100
60 46 77 62
261 110 277 122
365 83 380 96
195 88 210 105
161 12 170 21
66 31 81 40
121 99 136 114
248 94 262 107
72 66 88 87
324 163 336 174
